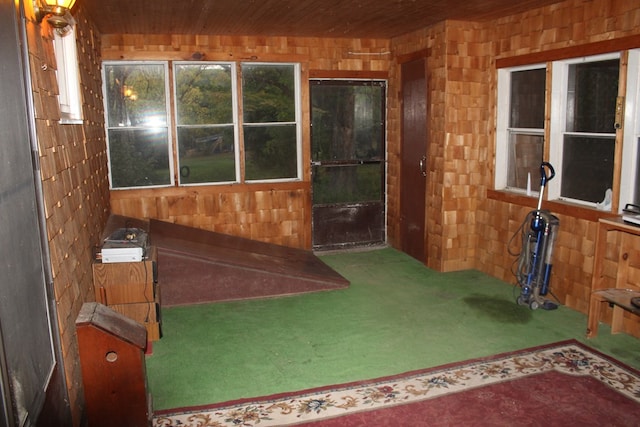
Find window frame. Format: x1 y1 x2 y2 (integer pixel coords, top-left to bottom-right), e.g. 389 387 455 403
621 49 640 210
496 52 626 209
495 63 546 194
102 61 174 190
53 25 83 124
104 60 303 190
172 61 241 186
548 52 620 205
241 62 303 184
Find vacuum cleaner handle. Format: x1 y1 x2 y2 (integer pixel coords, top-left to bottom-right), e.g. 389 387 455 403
535 162 555 212
540 162 555 187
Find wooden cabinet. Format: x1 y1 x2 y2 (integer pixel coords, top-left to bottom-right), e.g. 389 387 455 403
92 246 161 341
77 302 151 427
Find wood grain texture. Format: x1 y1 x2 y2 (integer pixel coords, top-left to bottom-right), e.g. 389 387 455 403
28 8 110 423
104 34 390 250
81 0 567 39
76 303 150 426
477 0 640 337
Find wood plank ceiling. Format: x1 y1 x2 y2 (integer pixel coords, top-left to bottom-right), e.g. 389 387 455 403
82 0 566 39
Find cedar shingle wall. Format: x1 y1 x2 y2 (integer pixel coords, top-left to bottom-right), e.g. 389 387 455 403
390 0 640 338
441 21 491 272
387 23 447 270
101 35 391 248
21 1 640 425
477 0 640 337
388 21 491 272
28 7 109 425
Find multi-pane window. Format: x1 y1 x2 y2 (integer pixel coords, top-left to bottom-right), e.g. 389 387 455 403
103 61 301 189
174 63 237 185
103 63 172 189
242 63 300 181
497 53 623 208
506 68 545 191
558 57 619 203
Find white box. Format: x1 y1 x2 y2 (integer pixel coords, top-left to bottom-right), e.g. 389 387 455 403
101 246 144 263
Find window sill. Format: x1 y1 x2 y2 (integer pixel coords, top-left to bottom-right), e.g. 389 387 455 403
110 180 310 198
487 189 620 223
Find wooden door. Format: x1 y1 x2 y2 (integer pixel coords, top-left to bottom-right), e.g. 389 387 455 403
400 58 428 262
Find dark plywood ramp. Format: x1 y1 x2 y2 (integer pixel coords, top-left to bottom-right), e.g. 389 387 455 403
149 219 349 306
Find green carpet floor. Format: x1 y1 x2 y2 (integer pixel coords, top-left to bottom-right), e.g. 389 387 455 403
146 247 640 411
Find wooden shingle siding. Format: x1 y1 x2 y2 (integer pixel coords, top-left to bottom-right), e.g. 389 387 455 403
23 2 640 424
103 35 391 249
479 0 640 337
389 0 640 338
28 7 110 424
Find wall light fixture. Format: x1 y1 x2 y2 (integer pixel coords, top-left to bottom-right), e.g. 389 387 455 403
34 0 77 29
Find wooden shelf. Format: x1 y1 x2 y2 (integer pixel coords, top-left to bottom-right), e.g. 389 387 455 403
92 246 161 342
592 289 640 315
587 218 640 338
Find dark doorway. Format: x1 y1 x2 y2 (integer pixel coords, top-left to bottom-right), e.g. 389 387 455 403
400 58 428 262
310 80 386 251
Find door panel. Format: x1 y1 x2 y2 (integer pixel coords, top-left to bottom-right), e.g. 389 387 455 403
310 80 386 250
400 58 428 262
0 1 57 424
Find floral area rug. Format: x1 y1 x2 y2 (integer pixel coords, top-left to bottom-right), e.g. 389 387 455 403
152 340 640 426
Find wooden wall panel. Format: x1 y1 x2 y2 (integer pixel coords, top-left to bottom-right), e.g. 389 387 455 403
102 35 391 249
19 1 640 425
110 184 309 248
389 20 491 272
28 6 110 425
441 21 491 272
101 34 391 70
103 0 640 340
389 22 447 270
475 0 640 338
388 0 640 339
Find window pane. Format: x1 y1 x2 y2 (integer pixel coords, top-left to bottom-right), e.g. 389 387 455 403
566 59 619 133
177 126 236 184
244 125 297 180
561 135 614 202
311 83 384 161
104 64 167 127
174 63 237 184
312 164 383 204
507 132 544 189
108 129 171 188
175 64 233 125
242 64 295 123
510 68 545 128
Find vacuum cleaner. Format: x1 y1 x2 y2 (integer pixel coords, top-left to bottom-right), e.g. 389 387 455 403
510 162 560 310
